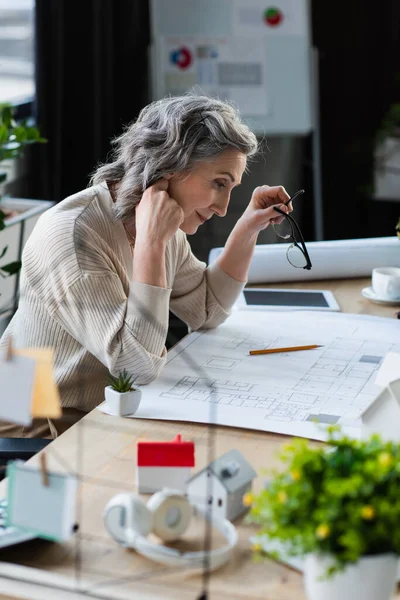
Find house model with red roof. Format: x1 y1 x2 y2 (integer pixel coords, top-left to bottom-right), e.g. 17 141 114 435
136 434 195 494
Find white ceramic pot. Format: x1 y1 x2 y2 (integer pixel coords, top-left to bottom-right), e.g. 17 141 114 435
104 386 141 417
304 553 398 600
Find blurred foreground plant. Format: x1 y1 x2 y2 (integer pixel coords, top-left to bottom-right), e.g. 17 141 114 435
245 427 400 576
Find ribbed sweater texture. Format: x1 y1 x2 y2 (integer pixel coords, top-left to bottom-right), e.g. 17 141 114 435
0 183 245 412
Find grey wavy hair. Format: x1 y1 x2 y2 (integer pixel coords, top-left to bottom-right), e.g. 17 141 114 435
89 94 259 222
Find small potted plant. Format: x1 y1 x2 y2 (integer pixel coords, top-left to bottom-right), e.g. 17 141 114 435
104 369 141 417
245 427 400 600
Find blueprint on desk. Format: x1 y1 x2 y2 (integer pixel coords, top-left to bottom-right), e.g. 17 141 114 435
99 311 400 441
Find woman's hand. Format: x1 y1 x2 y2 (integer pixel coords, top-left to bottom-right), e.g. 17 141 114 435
134 177 184 247
239 185 292 235
216 185 292 282
132 178 184 288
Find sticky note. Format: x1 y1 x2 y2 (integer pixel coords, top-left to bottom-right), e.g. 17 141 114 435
7 460 78 542
16 348 61 418
0 354 35 425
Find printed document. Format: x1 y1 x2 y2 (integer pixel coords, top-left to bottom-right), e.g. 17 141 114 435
100 311 400 441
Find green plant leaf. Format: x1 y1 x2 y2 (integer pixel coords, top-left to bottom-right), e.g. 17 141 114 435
0 261 22 275
108 369 136 392
0 210 6 231
0 124 8 145
0 103 47 188
0 104 14 128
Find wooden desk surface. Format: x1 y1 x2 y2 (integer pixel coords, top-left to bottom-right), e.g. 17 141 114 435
0 277 399 600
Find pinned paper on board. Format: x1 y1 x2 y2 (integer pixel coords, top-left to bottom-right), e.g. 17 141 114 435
232 0 308 37
16 348 61 418
0 338 35 426
7 460 78 542
159 35 269 116
0 338 61 425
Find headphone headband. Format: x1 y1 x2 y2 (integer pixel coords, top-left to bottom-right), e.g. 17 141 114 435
103 489 237 571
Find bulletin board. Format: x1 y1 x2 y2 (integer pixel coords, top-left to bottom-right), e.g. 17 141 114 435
149 0 313 136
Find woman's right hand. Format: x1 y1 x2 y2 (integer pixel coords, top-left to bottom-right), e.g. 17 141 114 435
135 177 184 247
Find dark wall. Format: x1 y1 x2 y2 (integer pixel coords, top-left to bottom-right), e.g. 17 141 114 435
311 1 400 240
31 0 151 204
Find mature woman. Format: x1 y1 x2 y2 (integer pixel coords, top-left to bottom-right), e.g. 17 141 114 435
0 94 291 438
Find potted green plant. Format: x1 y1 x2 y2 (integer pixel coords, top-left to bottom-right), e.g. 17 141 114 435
245 427 400 600
0 102 47 200
0 103 52 314
104 369 141 417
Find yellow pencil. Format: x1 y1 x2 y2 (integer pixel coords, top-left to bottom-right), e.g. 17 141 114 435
249 344 323 356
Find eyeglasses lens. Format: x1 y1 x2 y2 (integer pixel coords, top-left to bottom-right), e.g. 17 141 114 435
273 220 292 240
286 244 307 268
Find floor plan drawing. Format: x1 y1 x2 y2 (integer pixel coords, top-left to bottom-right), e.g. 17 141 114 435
100 310 400 441
201 356 242 371
159 339 381 426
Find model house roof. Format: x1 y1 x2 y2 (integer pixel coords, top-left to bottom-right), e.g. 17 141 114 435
187 449 256 493
137 434 195 467
361 378 400 422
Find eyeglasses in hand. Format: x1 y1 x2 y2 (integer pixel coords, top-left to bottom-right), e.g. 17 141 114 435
272 190 312 270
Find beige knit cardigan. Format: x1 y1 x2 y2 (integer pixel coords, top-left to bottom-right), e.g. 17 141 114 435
0 182 245 412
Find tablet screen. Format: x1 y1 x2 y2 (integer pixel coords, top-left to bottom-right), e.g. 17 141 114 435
243 290 329 308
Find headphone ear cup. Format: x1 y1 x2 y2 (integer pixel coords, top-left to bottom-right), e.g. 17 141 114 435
103 493 153 546
147 489 192 542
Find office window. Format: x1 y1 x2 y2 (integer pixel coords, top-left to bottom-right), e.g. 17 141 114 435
0 0 35 105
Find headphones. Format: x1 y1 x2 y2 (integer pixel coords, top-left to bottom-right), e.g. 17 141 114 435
103 488 237 571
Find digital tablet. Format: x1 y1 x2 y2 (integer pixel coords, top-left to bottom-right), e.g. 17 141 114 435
235 288 341 312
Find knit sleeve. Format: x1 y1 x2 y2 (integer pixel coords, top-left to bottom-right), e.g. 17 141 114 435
169 231 245 331
51 273 171 384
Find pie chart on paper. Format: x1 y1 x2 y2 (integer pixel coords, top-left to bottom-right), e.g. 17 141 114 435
264 6 283 27
170 47 193 70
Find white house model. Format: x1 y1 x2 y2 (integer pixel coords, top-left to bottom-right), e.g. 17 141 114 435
360 378 400 442
136 434 195 494
186 449 256 522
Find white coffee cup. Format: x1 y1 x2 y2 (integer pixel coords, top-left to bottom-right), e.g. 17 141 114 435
371 267 400 300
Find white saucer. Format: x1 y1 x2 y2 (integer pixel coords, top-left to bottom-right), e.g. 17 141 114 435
361 286 400 306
